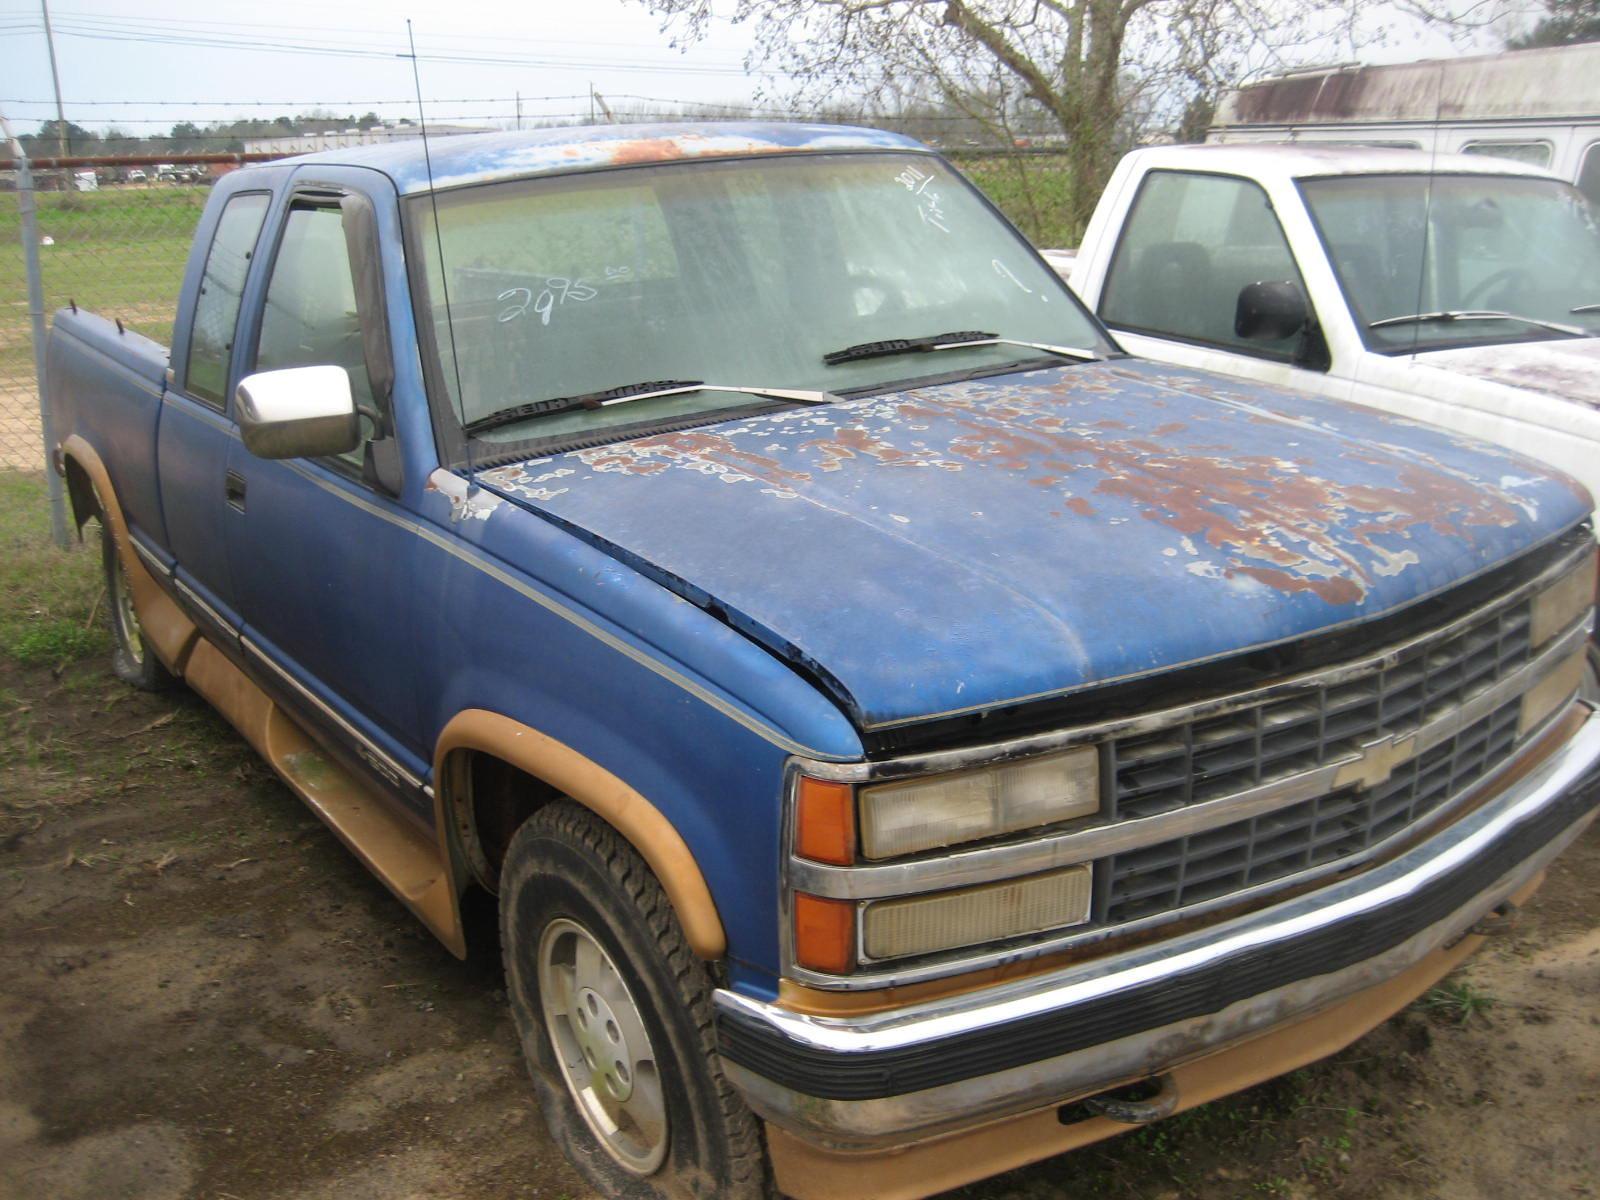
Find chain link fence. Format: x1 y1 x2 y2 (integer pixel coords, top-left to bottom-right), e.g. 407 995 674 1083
1 162 233 474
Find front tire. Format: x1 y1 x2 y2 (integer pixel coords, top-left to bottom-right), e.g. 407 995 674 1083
499 802 768 1200
99 518 174 692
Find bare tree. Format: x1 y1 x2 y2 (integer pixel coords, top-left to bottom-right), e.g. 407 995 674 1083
643 0 1380 238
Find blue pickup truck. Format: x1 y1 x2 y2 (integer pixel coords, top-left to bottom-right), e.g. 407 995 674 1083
45 123 1600 1200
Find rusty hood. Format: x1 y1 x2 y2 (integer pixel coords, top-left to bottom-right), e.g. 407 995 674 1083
480 360 1590 732
1419 337 1600 410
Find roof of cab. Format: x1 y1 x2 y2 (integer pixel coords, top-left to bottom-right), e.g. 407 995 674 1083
1123 142 1564 184
278 121 928 194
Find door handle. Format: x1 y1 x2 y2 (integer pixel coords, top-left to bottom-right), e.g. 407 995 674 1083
225 470 247 512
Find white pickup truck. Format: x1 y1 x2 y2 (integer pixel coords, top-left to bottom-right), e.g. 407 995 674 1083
1055 144 1600 521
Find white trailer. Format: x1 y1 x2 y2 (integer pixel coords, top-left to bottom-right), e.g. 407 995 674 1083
1207 44 1600 203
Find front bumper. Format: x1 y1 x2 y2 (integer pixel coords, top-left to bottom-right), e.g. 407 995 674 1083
715 704 1600 1151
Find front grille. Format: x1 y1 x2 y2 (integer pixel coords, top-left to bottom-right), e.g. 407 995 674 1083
1103 700 1522 923
1108 599 1533 820
1097 593 1538 926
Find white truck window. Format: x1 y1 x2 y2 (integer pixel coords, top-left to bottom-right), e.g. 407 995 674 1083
1302 173 1600 351
1579 143 1600 206
1099 170 1308 359
1460 141 1553 169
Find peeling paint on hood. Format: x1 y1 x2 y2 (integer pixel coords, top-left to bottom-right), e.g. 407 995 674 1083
480 359 1590 730
1420 338 1600 411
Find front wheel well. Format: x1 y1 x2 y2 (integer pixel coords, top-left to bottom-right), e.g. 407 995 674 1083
434 714 728 961
450 750 564 892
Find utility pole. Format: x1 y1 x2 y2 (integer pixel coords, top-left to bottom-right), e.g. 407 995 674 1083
515 90 522 131
40 0 67 158
589 83 595 125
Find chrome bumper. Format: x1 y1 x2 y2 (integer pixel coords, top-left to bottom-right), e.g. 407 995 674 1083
715 706 1600 1151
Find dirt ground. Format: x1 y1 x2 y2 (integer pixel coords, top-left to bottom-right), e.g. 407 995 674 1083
1 648 1597 1200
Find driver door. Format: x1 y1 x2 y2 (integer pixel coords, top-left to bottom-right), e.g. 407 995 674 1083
223 181 428 795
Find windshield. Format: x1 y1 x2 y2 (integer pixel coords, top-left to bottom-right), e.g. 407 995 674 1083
409 152 1107 450
1300 173 1600 352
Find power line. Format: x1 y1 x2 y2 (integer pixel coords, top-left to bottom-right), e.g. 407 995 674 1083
36 16 776 76
43 7 751 58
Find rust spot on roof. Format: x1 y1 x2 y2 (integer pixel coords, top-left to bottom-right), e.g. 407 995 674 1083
605 138 692 166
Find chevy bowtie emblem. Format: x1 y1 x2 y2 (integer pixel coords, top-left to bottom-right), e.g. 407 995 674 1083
1333 731 1419 791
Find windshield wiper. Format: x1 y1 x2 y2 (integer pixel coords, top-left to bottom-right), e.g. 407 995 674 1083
1570 303 1600 315
463 379 836 436
823 329 1100 367
1369 310 1585 336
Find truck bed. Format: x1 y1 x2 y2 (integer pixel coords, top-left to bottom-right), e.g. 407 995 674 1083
45 307 171 546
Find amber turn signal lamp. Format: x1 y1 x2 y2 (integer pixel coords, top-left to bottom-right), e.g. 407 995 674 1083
795 777 855 865
793 893 856 974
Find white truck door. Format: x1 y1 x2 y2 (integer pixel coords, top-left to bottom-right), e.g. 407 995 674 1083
1077 167 1359 404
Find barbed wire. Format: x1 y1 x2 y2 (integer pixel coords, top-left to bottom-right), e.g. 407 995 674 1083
0 96 592 107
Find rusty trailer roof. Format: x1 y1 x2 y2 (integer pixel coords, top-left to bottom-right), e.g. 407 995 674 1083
1215 43 1600 129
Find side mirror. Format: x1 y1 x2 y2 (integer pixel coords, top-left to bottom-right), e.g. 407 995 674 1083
235 365 360 460
1235 281 1309 342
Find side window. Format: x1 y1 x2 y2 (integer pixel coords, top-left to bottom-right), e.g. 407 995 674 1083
255 203 375 467
1460 141 1553 169
1578 143 1600 206
1100 171 1308 358
185 192 270 407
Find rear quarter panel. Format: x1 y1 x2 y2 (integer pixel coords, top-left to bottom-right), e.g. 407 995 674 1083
47 311 169 540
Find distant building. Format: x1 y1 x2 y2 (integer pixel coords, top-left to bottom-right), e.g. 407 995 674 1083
241 123 493 156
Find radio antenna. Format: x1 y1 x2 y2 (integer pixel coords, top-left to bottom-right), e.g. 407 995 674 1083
1409 62 1445 360
405 19 473 478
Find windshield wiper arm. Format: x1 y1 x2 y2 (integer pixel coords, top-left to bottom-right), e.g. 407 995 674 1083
1369 310 1585 336
1570 303 1600 315
823 329 1100 366
463 379 835 436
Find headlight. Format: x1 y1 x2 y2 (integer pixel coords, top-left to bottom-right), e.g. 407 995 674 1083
857 746 1099 860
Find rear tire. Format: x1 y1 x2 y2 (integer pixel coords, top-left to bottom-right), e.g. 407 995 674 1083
100 518 174 692
499 801 768 1200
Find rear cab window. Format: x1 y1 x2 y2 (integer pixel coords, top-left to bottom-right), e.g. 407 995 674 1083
184 192 270 407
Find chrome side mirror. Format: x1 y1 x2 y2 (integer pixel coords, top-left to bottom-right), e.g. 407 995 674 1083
235 365 360 460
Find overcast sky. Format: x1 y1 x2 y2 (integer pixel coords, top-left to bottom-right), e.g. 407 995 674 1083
0 0 776 136
1 0 1505 138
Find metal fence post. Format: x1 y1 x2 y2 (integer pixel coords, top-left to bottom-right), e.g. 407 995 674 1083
3 114 70 548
